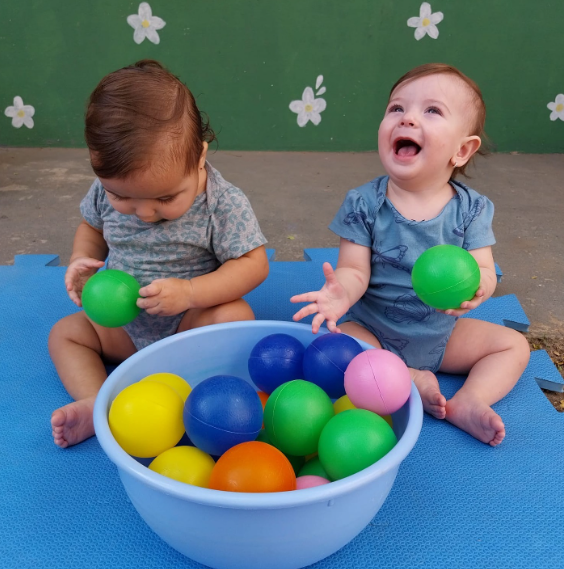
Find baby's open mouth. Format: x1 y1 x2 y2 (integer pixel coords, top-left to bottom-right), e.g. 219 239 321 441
394 138 422 157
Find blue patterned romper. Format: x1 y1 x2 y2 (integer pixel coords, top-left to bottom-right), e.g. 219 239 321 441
80 162 267 350
329 175 495 371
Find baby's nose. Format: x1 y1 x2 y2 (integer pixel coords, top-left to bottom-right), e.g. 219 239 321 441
135 201 155 218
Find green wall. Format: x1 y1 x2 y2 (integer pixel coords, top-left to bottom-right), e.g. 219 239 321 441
1 1 563 152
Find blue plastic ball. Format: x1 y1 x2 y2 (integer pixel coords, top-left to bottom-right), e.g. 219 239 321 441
248 334 305 394
183 375 263 456
303 333 364 398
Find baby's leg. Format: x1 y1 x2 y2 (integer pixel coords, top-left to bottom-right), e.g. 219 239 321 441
440 318 530 446
48 312 136 448
176 298 255 332
339 322 447 419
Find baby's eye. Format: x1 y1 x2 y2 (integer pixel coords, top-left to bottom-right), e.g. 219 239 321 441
426 106 442 115
157 196 176 204
105 190 127 201
388 104 403 113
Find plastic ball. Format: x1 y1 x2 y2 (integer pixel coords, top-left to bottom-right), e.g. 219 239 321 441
303 333 363 398
81 269 141 327
296 475 331 490
257 391 269 428
109 381 185 458
149 446 215 487
334 394 392 426
333 394 357 414
141 372 192 402
256 428 305 475
209 441 296 493
318 409 397 480
183 375 263 457
264 380 334 456
345 349 411 416
298 456 330 480
248 334 305 394
411 244 480 310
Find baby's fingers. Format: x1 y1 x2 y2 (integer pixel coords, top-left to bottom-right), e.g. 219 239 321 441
292 303 319 322
139 281 163 298
290 292 318 304
311 313 326 334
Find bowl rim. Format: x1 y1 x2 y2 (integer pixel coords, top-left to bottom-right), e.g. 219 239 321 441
94 320 423 509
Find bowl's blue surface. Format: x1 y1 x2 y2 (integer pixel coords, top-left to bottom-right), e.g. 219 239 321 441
94 321 423 569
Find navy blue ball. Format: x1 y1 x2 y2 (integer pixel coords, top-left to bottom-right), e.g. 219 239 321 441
183 375 263 456
303 333 364 398
248 333 305 394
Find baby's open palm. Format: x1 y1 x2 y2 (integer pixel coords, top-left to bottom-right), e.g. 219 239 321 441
65 257 105 307
291 262 350 333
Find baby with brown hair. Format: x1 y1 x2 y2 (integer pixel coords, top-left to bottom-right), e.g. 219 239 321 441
292 63 530 446
49 60 269 448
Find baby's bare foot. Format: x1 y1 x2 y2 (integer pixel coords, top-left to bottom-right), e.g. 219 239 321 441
410 369 446 419
51 397 96 448
445 397 505 446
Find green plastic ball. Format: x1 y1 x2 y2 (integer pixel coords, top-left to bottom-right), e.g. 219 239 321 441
82 269 141 328
256 429 305 475
318 409 397 480
411 245 480 310
298 456 331 480
264 380 334 456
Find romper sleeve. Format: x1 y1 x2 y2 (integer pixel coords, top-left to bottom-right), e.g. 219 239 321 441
210 186 268 264
79 179 106 231
460 190 496 251
328 189 375 248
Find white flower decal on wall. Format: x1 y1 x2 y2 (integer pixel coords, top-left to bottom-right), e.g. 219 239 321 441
547 94 564 121
289 75 327 127
4 96 35 129
407 2 444 40
127 2 166 45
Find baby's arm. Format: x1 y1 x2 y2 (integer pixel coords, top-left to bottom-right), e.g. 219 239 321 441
443 245 496 317
137 245 269 316
65 220 108 306
291 238 372 333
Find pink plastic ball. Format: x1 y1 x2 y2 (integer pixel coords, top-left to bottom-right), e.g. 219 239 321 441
296 475 331 490
344 349 411 415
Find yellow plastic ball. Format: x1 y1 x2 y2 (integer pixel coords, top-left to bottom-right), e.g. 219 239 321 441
149 446 215 487
333 395 357 414
333 395 393 426
109 381 185 458
140 372 192 402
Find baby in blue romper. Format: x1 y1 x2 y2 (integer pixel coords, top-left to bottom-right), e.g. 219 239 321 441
49 60 269 448
292 64 530 447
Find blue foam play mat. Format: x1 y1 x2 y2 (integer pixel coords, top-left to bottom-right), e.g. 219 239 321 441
1 252 562 569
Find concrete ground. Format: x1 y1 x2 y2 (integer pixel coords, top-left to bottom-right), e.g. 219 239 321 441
1 147 563 335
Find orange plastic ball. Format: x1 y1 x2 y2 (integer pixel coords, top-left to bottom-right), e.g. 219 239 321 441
209 441 296 493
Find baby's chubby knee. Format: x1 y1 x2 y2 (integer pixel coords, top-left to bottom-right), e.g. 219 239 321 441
48 312 100 355
213 299 255 324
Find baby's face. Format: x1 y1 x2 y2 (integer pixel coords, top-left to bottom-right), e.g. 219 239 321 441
98 159 205 223
378 73 477 187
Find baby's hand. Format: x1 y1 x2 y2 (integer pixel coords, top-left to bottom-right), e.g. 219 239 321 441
65 257 106 307
290 262 350 334
137 278 191 317
440 287 486 317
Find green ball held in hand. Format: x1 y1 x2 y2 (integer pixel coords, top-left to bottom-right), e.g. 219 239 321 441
81 269 141 328
264 380 334 456
411 244 480 310
318 409 397 481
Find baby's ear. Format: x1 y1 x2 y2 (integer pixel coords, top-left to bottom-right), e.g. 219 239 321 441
454 135 481 166
199 141 209 169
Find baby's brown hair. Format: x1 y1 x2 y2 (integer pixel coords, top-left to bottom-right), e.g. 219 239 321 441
389 63 491 178
85 60 216 179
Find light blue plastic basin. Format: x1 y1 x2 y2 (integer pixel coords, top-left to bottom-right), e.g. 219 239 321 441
94 321 423 569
